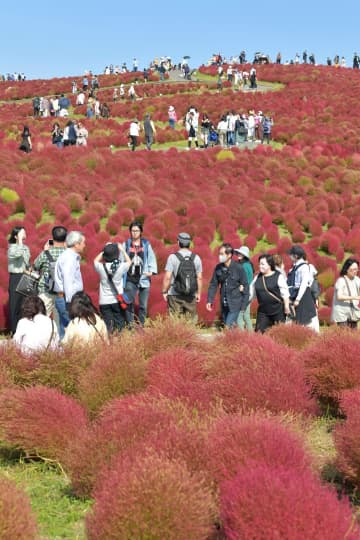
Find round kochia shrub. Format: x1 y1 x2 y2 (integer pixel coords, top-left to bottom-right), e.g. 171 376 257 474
266 322 318 350
304 328 360 412
86 454 217 540
0 386 88 462
65 393 209 498
0 475 38 539
202 331 317 415
334 388 360 487
207 414 312 484
220 465 360 540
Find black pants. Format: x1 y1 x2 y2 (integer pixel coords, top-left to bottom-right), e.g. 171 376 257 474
100 303 126 334
8 273 25 334
255 310 285 333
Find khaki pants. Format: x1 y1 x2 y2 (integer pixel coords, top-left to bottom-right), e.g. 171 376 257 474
39 292 60 334
167 295 198 323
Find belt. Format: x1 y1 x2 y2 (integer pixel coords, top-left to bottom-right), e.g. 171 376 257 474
57 292 64 297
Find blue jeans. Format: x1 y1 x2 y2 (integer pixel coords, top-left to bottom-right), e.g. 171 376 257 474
222 305 241 328
55 296 70 339
125 282 150 326
237 304 253 331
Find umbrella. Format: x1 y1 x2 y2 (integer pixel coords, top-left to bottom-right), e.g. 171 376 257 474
183 55 191 59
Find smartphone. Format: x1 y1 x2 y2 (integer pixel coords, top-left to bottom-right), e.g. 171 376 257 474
48 239 54 246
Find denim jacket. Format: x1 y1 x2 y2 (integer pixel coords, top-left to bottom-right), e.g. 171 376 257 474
122 238 157 288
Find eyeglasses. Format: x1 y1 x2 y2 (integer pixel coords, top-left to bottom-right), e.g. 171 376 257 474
131 229 141 233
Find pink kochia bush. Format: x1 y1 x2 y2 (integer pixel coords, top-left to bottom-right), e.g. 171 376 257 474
220 465 360 540
266 322 318 350
202 331 317 415
304 328 360 411
0 475 38 539
206 414 312 484
0 386 88 463
334 388 360 487
86 453 217 540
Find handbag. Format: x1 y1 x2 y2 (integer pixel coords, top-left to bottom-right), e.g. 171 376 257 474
15 271 40 297
344 277 360 322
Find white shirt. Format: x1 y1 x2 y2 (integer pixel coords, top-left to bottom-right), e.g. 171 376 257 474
62 315 108 345
129 122 140 136
13 314 59 354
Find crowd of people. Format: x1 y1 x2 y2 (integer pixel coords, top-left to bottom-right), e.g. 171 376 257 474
6 224 360 354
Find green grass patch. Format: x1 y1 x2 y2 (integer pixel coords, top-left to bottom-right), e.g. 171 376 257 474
0 455 91 539
0 187 19 203
38 210 55 225
8 211 25 222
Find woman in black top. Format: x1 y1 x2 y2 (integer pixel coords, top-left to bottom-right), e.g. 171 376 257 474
19 125 32 153
251 254 290 333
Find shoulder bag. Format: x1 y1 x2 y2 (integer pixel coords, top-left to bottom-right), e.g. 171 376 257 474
103 264 133 309
16 271 40 297
344 277 360 322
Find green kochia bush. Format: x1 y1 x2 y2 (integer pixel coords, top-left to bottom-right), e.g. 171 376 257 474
86 453 217 540
0 475 38 539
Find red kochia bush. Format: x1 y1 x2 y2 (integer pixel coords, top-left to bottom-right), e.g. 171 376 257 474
207 414 312 484
267 322 318 350
86 454 217 540
0 475 38 539
65 394 174 497
202 331 317 415
0 386 88 463
147 347 213 410
140 316 200 358
304 328 360 411
220 465 360 540
334 388 360 487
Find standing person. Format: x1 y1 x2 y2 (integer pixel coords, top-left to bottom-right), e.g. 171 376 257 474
143 113 156 150
75 121 89 146
94 243 131 334
185 108 199 150
54 231 86 339
123 221 157 326
217 115 228 148
63 120 77 146
234 246 254 331
206 243 249 328
51 123 63 148
287 245 317 327
128 84 137 101
32 96 40 117
250 254 290 333
33 226 67 334
128 119 140 151
200 113 211 148
168 106 177 128
261 116 273 144
19 126 32 153
331 258 360 329
162 232 202 321
113 88 118 102
7 226 31 334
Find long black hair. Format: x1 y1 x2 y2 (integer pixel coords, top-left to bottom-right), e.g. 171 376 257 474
340 258 359 277
69 291 100 326
8 226 24 244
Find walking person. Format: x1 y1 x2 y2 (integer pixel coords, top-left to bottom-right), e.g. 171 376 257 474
206 243 249 328
19 125 32 153
287 245 317 328
331 258 360 329
234 246 254 330
250 254 290 333
128 119 140 151
7 226 31 334
162 232 202 321
123 221 157 326
143 113 156 150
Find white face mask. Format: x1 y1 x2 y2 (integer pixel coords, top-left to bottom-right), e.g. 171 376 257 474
219 254 227 264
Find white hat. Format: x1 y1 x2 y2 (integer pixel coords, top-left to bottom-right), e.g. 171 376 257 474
234 246 250 258
168 105 174 111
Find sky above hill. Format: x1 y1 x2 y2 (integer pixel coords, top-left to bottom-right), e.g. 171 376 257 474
2 0 360 79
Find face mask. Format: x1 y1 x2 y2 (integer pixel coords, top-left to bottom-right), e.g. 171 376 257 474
219 254 227 264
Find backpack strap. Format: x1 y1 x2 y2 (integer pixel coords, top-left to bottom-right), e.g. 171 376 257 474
44 250 55 263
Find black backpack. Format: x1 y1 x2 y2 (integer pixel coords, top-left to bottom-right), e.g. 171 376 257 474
174 253 198 297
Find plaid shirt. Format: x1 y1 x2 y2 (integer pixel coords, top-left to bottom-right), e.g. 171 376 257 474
33 247 65 294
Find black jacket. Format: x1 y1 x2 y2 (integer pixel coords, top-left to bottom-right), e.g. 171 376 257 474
207 260 249 312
